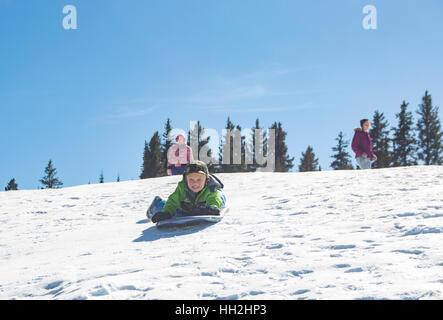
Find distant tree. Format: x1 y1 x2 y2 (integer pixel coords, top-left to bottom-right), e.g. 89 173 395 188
299 146 319 172
161 118 173 175
140 132 164 179
370 110 392 168
416 90 443 165
330 131 354 170
231 123 249 173
117 174 120 182
5 178 18 191
391 101 417 166
40 160 63 189
215 118 253 173
248 118 267 172
140 140 149 179
188 120 213 166
271 122 294 172
237 123 250 172
99 171 104 183
215 117 236 173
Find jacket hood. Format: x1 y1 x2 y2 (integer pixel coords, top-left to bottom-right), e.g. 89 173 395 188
207 174 223 192
182 174 223 193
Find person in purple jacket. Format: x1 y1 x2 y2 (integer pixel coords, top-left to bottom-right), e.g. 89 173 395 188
351 119 378 169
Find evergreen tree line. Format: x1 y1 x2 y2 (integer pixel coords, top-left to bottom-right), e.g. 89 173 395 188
4 159 64 191
141 90 442 177
140 117 295 178
4 160 120 191
4 91 442 190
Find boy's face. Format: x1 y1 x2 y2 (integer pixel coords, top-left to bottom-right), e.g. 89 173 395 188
186 173 206 193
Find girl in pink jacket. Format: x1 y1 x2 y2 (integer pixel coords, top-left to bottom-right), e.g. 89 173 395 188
167 134 194 175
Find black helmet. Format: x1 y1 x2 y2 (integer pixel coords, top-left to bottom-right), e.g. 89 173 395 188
184 160 209 178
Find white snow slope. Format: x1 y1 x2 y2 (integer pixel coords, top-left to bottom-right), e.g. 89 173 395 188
1 166 442 300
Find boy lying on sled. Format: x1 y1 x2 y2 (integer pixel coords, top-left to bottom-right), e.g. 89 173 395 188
147 160 226 223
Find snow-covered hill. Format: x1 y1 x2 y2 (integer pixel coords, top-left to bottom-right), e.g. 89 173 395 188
1 166 442 300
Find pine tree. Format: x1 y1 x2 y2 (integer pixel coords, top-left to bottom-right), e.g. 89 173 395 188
117 174 120 182
140 132 164 179
217 117 236 173
5 178 18 191
270 122 294 172
391 101 417 167
416 91 443 165
370 110 392 168
140 140 150 179
233 124 248 172
248 118 267 172
40 160 63 189
188 121 213 167
330 131 353 170
161 118 173 174
216 118 251 173
99 171 104 183
150 132 164 177
299 146 319 172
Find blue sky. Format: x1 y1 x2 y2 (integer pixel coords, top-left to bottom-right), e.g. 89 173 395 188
1 0 442 189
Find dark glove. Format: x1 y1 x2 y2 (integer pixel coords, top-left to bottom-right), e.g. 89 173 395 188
190 205 220 216
179 201 194 215
195 201 207 209
151 211 172 223
206 205 221 216
185 201 208 216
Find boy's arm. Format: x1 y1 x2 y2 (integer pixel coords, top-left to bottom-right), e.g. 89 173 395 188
205 191 223 209
161 186 182 216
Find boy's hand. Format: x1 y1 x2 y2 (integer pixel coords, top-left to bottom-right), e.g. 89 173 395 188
180 201 194 215
362 153 368 158
195 201 207 209
179 201 220 216
190 205 220 216
151 211 171 223
371 154 377 161
206 205 221 216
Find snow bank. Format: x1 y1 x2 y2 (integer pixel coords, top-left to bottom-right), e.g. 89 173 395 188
0 166 442 300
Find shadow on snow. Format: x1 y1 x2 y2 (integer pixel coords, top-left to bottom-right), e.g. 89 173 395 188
133 221 214 242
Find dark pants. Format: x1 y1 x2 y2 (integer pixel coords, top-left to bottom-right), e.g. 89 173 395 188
171 165 187 175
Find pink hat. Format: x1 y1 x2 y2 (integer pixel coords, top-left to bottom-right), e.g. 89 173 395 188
175 134 186 142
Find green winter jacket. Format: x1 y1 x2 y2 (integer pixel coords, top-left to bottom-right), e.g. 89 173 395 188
161 176 224 217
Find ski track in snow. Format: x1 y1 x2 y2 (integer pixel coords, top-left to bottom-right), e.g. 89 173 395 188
0 166 442 300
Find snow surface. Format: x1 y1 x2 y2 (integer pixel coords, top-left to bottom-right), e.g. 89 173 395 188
1 166 442 300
